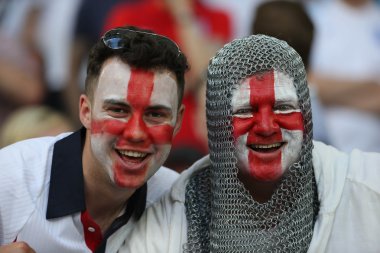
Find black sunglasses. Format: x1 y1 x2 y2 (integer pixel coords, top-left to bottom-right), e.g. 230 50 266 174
102 28 182 57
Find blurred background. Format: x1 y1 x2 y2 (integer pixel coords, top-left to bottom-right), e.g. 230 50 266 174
0 0 379 172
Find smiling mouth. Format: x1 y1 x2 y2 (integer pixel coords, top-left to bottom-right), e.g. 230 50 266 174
116 149 149 162
248 142 285 153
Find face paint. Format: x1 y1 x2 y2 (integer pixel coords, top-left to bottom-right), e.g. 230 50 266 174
90 57 179 189
232 70 304 182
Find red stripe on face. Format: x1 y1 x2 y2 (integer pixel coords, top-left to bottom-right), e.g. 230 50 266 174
125 69 174 145
248 71 282 180
127 68 155 107
232 71 282 140
91 69 174 145
232 71 304 181
92 119 174 144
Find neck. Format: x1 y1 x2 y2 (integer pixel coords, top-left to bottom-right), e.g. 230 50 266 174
238 171 280 203
82 134 135 232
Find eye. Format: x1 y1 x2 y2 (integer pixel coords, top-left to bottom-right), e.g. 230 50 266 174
110 108 126 113
274 104 299 114
145 110 171 124
233 108 253 118
147 111 164 118
107 106 129 118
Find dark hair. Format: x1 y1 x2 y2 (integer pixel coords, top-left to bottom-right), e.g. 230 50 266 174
251 1 314 69
85 25 189 106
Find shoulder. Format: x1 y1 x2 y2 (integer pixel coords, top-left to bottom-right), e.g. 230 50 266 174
312 141 348 212
312 141 349 177
311 142 380 252
345 148 380 194
146 166 179 206
168 155 211 203
146 156 211 206
0 133 71 184
0 132 71 243
312 141 380 212
313 140 380 193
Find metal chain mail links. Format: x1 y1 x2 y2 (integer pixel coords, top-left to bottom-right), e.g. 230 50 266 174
184 35 319 253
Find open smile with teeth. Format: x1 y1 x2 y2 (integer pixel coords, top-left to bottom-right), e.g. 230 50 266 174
117 150 149 161
249 142 284 153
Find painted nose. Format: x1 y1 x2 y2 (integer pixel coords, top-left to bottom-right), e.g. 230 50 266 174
123 115 148 142
253 108 279 136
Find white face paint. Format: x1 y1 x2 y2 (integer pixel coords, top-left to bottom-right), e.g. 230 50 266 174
231 70 304 182
89 57 181 189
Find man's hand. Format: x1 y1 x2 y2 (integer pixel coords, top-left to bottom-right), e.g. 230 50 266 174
0 242 36 253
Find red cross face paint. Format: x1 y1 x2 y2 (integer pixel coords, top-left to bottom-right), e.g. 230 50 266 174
90 57 181 189
232 70 304 182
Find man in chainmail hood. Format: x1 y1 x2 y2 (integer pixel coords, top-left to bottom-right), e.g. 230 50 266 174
111 35 380 253
184 33 319 252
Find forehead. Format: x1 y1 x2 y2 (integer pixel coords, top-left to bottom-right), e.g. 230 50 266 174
232 70 298 102
95 57 179 106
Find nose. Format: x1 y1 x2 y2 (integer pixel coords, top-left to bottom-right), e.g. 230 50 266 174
123 115 148 142
253 108 279 136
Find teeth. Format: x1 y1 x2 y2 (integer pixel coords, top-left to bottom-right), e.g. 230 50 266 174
251 143 282 149
118 150 147 158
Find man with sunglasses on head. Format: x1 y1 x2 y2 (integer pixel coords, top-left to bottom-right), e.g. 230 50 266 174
0 25 188 253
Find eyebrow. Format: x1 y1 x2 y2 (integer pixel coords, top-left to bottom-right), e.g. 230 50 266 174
146 105 173 113
103 99 129 107
103 99 173 112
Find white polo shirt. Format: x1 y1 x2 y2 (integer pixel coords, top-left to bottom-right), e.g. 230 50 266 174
0 128 179 253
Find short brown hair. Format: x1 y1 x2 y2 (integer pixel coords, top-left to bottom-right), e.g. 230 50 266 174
85 25 189 106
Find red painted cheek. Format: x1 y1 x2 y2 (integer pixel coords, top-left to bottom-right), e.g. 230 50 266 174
91 119 126 135
91 118 174 146
232 117 254 141
147 125 174 145
276 113 304 131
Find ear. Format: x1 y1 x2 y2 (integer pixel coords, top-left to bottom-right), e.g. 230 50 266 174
173 104 185 136
79 94 92 129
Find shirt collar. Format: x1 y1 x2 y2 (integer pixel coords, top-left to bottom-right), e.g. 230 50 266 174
46 128 85 219
46 127 147 220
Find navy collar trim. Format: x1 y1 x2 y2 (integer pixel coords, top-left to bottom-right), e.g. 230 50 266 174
46 127 147 221
46 128 85 219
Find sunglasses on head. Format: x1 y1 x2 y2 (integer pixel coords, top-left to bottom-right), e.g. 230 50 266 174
102 28 182 57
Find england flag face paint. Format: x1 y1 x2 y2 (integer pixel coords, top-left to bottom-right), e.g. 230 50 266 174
231 70 304 182
90 57 182 189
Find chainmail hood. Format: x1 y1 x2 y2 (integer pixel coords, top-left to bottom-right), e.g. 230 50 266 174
184 35 319 252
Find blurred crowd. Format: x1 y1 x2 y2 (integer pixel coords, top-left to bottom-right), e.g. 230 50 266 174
0 0 379 172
